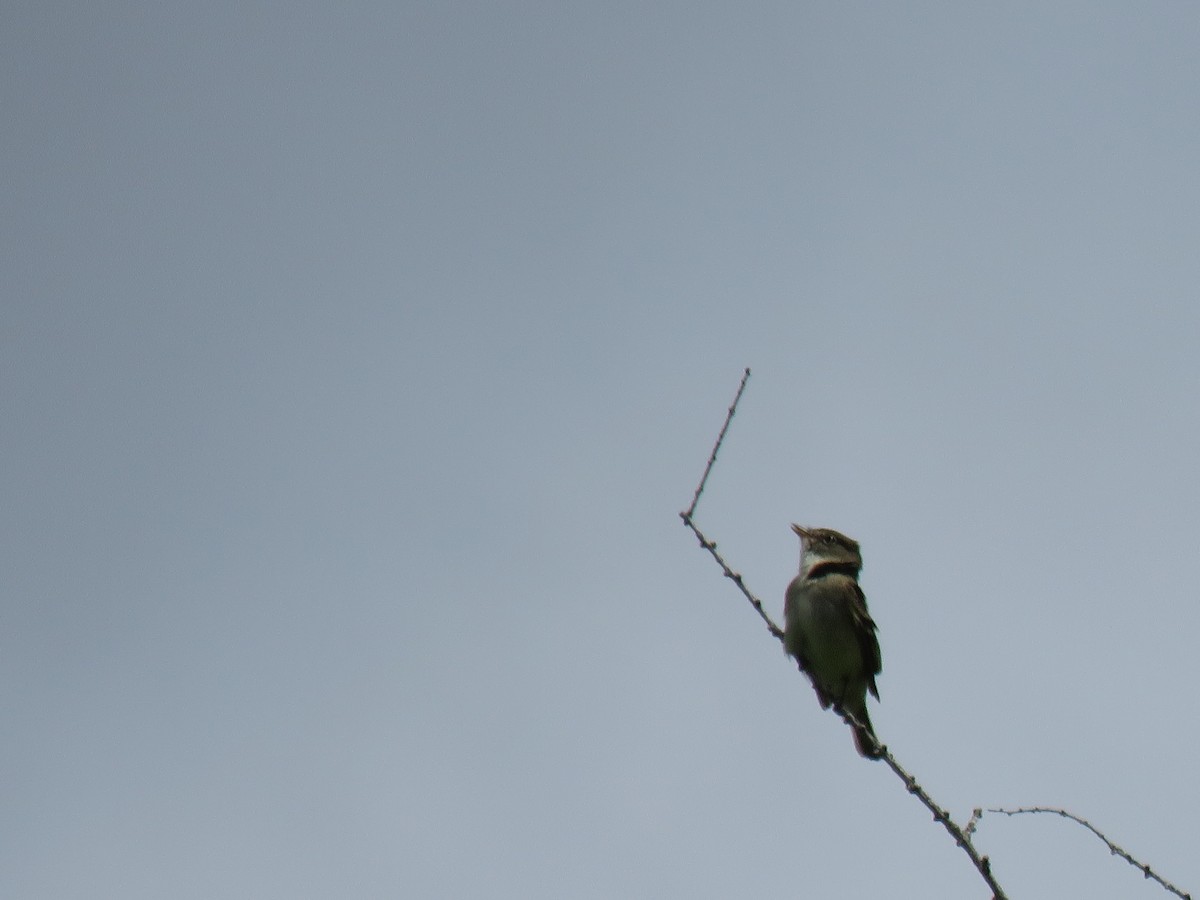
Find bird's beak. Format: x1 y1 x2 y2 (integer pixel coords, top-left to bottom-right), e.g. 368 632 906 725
791 523 811 539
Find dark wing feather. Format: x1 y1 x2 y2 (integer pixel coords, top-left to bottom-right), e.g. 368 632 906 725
849 581 882 698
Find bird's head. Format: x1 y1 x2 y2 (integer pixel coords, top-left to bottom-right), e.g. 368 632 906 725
791 524 863 576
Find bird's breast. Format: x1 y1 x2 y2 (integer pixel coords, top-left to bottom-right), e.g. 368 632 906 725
784 574 865 673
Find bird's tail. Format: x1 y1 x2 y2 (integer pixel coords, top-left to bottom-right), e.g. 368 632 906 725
847 704 882 760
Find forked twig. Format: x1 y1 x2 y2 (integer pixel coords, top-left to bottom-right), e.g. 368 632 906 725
678 369 782 639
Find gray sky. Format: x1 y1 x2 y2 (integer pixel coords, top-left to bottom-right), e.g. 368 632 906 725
4 3 1199 898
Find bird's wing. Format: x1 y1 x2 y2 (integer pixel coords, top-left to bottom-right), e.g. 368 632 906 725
849 582 883 698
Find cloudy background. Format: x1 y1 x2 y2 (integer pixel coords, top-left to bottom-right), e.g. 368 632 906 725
4 3 1199 898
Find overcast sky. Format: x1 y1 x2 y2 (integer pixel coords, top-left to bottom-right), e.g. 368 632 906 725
4 3 1200 898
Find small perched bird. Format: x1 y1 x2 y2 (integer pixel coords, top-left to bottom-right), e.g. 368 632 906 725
784 525 882 759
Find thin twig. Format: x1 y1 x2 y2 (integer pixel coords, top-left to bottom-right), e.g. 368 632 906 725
679 368 781 638
877 743 1007 899
826 708 1009 898
680 368 1008 900
979 806 1191 899
966 808 984 838
679 510 784 640
682 367 751 521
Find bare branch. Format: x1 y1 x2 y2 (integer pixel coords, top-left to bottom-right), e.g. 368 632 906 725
682 366 751 521
679 368 783 639
680 510 784 641
835 709 1009 899
978 806 1191 899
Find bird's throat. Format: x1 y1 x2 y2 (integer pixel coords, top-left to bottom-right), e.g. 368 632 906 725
805 561 860 580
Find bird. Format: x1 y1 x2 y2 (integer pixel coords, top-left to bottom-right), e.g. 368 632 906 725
784 524 882 759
